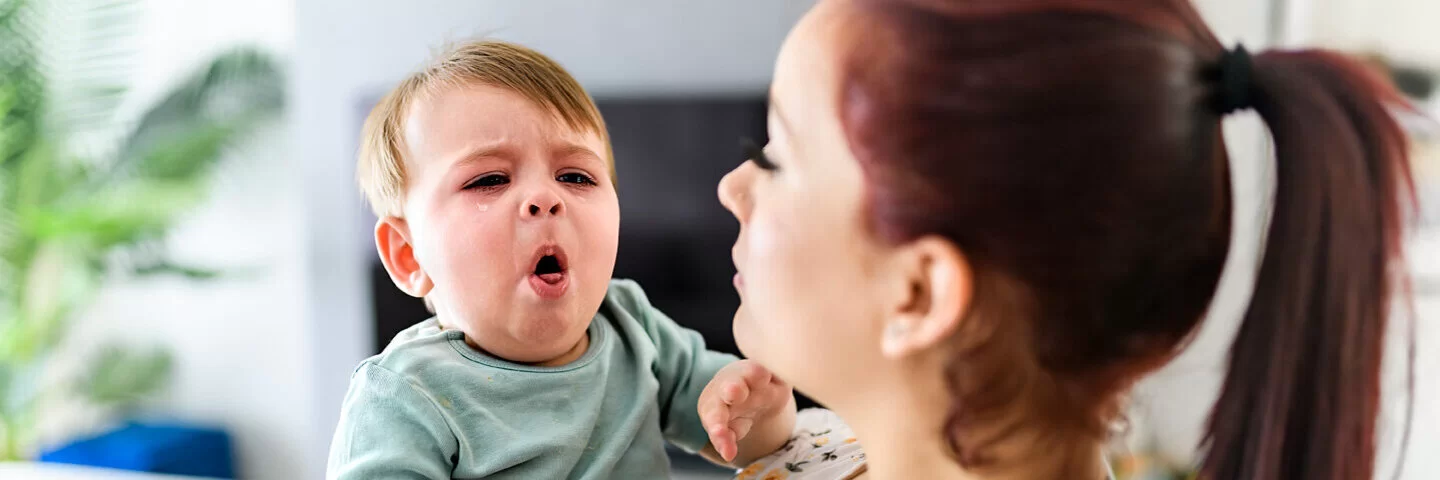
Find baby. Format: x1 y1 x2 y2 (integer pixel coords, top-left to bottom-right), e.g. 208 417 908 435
325 40 797 479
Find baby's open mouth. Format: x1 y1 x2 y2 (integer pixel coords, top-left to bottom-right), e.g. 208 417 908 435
531 247 568 286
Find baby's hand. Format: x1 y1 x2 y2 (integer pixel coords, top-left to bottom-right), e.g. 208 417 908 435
698 360 795 464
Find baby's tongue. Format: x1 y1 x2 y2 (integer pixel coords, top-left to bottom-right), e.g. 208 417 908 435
535 272 564 285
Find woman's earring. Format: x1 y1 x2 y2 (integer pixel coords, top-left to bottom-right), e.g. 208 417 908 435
885 322 910 341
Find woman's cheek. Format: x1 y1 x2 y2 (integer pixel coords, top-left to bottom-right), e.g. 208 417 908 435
746 208 786 290
741 206 843 392
746 205 814 331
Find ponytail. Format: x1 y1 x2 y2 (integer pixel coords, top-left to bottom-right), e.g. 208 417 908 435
1202 48 1414 480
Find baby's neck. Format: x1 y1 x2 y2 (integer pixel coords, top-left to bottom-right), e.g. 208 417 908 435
440 318 592 367
529 332 590 367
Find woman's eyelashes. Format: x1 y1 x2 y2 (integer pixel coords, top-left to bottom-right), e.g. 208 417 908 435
741 137 778 171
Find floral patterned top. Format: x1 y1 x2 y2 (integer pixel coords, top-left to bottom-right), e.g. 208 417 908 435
735 409 867 480
736 408 1116 480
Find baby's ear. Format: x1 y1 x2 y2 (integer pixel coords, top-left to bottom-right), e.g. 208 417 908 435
375 217 434 298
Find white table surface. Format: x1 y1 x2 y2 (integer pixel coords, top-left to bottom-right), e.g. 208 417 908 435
0 462 221 480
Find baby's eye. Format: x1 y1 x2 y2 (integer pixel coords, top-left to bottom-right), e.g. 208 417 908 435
557 172 597 186
464 174 509 190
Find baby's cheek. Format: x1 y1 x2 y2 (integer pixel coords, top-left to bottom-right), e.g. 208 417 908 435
584 202 621 262
435 221 508 289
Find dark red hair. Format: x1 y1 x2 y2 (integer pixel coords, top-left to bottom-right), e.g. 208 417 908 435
835 0 1413 478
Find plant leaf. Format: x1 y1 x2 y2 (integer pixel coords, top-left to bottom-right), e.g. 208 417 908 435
116 48 283 181
0 0 46 173
18 180 204 249
80 344 172 407
10 140 77 211
40 0 140 151
132 122 237 181
11 242 99 361
131 260 220 280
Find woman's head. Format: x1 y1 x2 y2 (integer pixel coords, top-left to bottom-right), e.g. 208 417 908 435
720 0 1412 478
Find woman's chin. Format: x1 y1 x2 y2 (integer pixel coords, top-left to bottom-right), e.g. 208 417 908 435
731 308 761 357
732 311 783 372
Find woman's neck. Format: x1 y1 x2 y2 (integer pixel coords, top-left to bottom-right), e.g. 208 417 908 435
846 407 1108 480
835 360 1109 480
847 415 974 480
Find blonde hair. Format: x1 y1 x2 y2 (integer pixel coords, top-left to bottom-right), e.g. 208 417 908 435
357 40 613 217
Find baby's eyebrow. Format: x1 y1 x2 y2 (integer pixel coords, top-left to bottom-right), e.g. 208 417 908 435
449 142 520 167
442 141 601 173
551 143 604 166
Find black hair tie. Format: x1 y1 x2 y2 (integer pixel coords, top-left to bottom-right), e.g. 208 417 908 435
1216 45 1254 115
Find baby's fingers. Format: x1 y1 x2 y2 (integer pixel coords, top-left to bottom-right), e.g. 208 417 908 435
728 416 754 442
701 399 737 460
720 377 750 406
707 422 738 462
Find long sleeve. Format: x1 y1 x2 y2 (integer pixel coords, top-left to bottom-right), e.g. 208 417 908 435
610 279 739 453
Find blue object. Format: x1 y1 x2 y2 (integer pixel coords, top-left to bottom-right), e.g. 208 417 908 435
40 422 234 478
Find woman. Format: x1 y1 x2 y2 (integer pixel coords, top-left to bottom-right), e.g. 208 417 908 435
718 0 1413 479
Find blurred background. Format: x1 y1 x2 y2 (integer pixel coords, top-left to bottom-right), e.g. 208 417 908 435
0 0 1435 479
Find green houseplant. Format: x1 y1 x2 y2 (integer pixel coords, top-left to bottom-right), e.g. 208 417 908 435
0 0 283 460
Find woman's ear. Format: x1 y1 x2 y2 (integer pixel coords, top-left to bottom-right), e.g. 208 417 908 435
880 235 973 359
375 217 434 298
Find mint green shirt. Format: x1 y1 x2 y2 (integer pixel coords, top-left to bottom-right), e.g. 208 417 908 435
326 279 737 479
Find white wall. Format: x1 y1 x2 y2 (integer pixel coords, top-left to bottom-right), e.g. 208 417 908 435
1130 2 1440 479
293 2 812 478
1299 0 1440 65
1272 2 1435 478
62 123 309 480
53 2 305 480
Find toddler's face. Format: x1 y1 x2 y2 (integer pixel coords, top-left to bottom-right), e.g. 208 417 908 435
396 84 618 363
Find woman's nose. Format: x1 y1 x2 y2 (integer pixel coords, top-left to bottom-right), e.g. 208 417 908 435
718 164 753 223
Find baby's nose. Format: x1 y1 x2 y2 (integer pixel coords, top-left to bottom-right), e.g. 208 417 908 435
523 191 564 217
